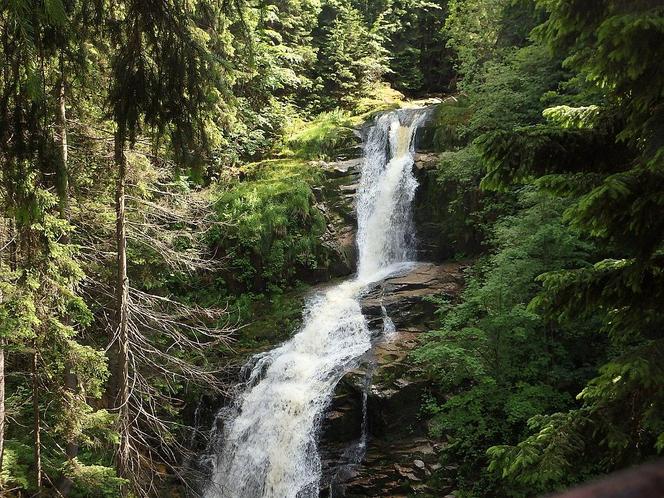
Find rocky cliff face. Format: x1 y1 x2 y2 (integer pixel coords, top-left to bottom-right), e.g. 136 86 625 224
316 147 446 278
317 157 362 277
317 262 466 498
314 140 465 497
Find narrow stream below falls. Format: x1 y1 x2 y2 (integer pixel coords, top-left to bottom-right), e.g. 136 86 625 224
203 108 431 498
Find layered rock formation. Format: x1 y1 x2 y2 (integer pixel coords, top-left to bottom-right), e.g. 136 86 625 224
318 262 466 497
316 146 445 281
312 138 467 496
317 157 362 277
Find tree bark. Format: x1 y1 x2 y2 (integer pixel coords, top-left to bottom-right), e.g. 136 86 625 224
0 340 4 475
114 130 131 487
55 61 78 497
32 343 42 494
56 367 79 496
1 198 17 481
0 219 6 474
55 58 69 217
8 218 16 273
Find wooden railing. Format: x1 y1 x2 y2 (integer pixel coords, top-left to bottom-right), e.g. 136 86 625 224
546 461 664 498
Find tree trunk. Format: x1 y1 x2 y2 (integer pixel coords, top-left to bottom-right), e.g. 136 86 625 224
32 343 42 494
0 213 17 478
56 367 78 496
55 58 69 217
0 341 4 474
54 57 79 498
0 326 4 476
0 220 6 473
114 130 131 487
8 218 16 273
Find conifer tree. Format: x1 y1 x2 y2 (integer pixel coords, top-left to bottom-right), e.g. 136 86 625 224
0 2 113 494
105 1 241 493
482 0 664 487
312 0 387 109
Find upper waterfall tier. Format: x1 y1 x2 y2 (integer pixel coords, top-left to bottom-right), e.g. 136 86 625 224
356 109 428 278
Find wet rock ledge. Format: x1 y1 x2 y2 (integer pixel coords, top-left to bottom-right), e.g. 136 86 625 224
315 147 448 281
319 261 467 497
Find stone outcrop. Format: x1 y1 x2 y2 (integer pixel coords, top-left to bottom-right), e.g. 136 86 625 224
362 262 464 332
319 262 467 497
317 158 362 277
413 152 439 172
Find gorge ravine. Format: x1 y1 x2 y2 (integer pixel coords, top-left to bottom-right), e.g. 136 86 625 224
204 108 431 498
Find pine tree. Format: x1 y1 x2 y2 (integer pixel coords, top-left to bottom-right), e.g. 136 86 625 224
105 1 242 493
0 2 113 494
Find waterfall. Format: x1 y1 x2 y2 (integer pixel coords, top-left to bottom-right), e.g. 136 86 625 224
203 108 429 498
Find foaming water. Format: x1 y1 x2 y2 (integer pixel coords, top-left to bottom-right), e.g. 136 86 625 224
203 108 429 498
357 111 425 278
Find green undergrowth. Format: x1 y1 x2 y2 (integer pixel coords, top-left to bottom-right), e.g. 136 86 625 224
285 84 404 160
1 439 124 497
431 95 472 151
207 88 408 351
209 88 407 294
210 158 329 292
286 109 359 160
233 284 311 351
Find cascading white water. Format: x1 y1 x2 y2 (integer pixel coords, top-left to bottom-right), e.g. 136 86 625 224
356 111 423 278
204 108 428 498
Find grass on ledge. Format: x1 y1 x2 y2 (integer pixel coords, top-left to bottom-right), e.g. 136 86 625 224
284 83 405 160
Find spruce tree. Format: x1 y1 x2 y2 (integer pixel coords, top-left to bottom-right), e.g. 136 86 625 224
483 0 664 488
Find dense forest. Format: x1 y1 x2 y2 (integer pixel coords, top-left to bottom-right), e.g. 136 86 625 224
0 0 663 497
